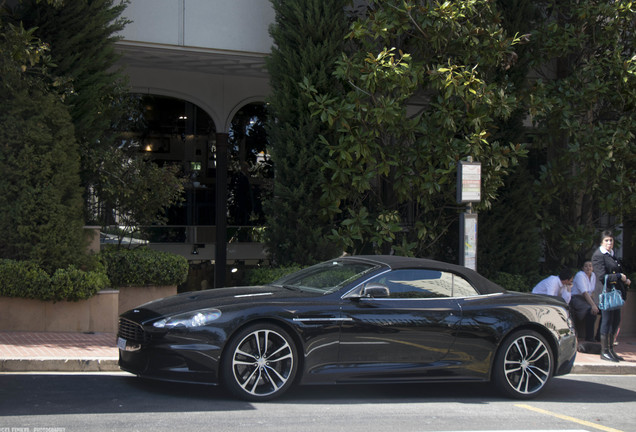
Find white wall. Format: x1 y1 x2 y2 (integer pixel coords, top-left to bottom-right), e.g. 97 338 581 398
120 0 275 54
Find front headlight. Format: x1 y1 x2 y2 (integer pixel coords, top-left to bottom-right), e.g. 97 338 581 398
153 308 222 329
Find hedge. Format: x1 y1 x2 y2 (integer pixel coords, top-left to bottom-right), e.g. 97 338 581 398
0 248 189 301
491 272 534 293
0 259 109 301
100 247 189 287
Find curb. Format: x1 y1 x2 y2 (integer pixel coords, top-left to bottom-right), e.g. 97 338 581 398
572 363 636 375
1 358 120 372
1 359 635 374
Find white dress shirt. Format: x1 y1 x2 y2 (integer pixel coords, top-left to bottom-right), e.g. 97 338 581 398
571 270 595 296
532 275 570 303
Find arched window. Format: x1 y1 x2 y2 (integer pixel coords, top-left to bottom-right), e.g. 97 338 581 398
228 102 272 226
121 94 217 228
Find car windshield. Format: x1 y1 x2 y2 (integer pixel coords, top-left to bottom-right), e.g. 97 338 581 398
271 260 382 294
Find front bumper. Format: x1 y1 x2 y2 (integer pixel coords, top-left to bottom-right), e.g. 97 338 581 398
555 333 577 376
118 323 225 384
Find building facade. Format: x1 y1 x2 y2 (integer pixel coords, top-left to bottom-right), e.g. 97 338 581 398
113 1 636 286
115 0 276 288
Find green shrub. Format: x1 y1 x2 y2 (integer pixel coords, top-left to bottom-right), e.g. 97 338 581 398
50 266 110 301
0 259 110 301
0 259 51 299
0 68 87 274
491 272 532 293
100 247 189 287
244 265 302 286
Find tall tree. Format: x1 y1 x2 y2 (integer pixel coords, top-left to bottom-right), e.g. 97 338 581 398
0 20 86 272
527 0 636 268
478 163 542 283
15 1 185 239
14 0 131 216
264 0 349 265
304 0 526 259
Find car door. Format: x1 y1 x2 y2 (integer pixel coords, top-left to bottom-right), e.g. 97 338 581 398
338 268 463 378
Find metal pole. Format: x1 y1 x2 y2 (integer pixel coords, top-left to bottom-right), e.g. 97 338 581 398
215 133 228 288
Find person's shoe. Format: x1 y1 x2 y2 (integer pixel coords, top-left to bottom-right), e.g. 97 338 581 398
609 334 624 361
601 350 618 362
600 335 619 362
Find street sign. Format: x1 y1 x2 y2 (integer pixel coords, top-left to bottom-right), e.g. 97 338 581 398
457 161 481 203
460 213 478 270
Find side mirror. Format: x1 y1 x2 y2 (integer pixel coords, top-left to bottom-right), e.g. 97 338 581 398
362 283 390 298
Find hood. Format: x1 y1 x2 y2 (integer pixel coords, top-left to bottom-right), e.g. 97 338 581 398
126 285 311 317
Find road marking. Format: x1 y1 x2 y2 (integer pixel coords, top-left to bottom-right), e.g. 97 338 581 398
515 404 624 432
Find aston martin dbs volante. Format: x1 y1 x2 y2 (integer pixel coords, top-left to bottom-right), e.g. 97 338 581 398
118 255 577 401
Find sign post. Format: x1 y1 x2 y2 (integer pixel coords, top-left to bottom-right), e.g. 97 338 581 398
457 159 481 270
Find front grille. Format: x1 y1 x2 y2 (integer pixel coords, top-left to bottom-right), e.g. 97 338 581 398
118 318 148 344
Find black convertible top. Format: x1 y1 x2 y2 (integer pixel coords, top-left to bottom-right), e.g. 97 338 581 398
340 255 505 295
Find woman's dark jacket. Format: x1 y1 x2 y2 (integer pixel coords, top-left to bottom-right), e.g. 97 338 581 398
592 248 628 301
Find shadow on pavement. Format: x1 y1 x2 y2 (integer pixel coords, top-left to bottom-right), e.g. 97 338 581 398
1 373 635 416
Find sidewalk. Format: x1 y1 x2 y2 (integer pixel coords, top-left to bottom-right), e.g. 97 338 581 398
0 331 635 374
0 331 119 372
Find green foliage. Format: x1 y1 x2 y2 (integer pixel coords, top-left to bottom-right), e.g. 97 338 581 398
12 2 185 239
94 148 185 244
478 164 542 282
526 0 636 269
264 0 348 265
0 259 51 299
0 247 189 300
0 23 87 272
100 247 189 287
304 0 527 258
0 21 55 83
14 0 131 188
491 272 535 293
0 259 109 301
244 265 302 286
49 265 110 301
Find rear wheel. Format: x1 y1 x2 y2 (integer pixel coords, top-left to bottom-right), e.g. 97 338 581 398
493 330 553 399
221 323 298 401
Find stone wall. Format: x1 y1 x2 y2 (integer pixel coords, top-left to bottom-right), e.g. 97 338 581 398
620 289 636 337
0 285 176 333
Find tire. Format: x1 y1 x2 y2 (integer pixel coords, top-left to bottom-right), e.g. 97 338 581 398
492 330 554 399
221 323 298 401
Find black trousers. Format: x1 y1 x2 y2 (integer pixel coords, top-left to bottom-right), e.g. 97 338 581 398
570 294 597 341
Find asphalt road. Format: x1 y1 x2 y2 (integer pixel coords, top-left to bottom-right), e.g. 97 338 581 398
0 372 634 432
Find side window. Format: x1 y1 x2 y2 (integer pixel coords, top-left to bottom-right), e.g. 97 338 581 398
452 274 479 297
366 269 479 298
368 269 449 298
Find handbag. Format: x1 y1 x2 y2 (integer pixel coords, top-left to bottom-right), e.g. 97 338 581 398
598 275 625 311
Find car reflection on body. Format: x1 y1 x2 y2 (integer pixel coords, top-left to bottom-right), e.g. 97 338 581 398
117 255 577 401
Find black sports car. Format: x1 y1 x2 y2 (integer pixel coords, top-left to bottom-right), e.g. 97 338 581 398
118 255 577 401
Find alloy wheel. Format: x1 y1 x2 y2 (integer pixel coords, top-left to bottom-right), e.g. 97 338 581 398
502 333 552 396
229 327 296 399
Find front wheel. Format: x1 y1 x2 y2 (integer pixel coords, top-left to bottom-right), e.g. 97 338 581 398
221 323 298 401
492 330 554 399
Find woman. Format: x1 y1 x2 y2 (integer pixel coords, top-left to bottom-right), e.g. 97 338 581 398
570 261 598 341
591 231 631 362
